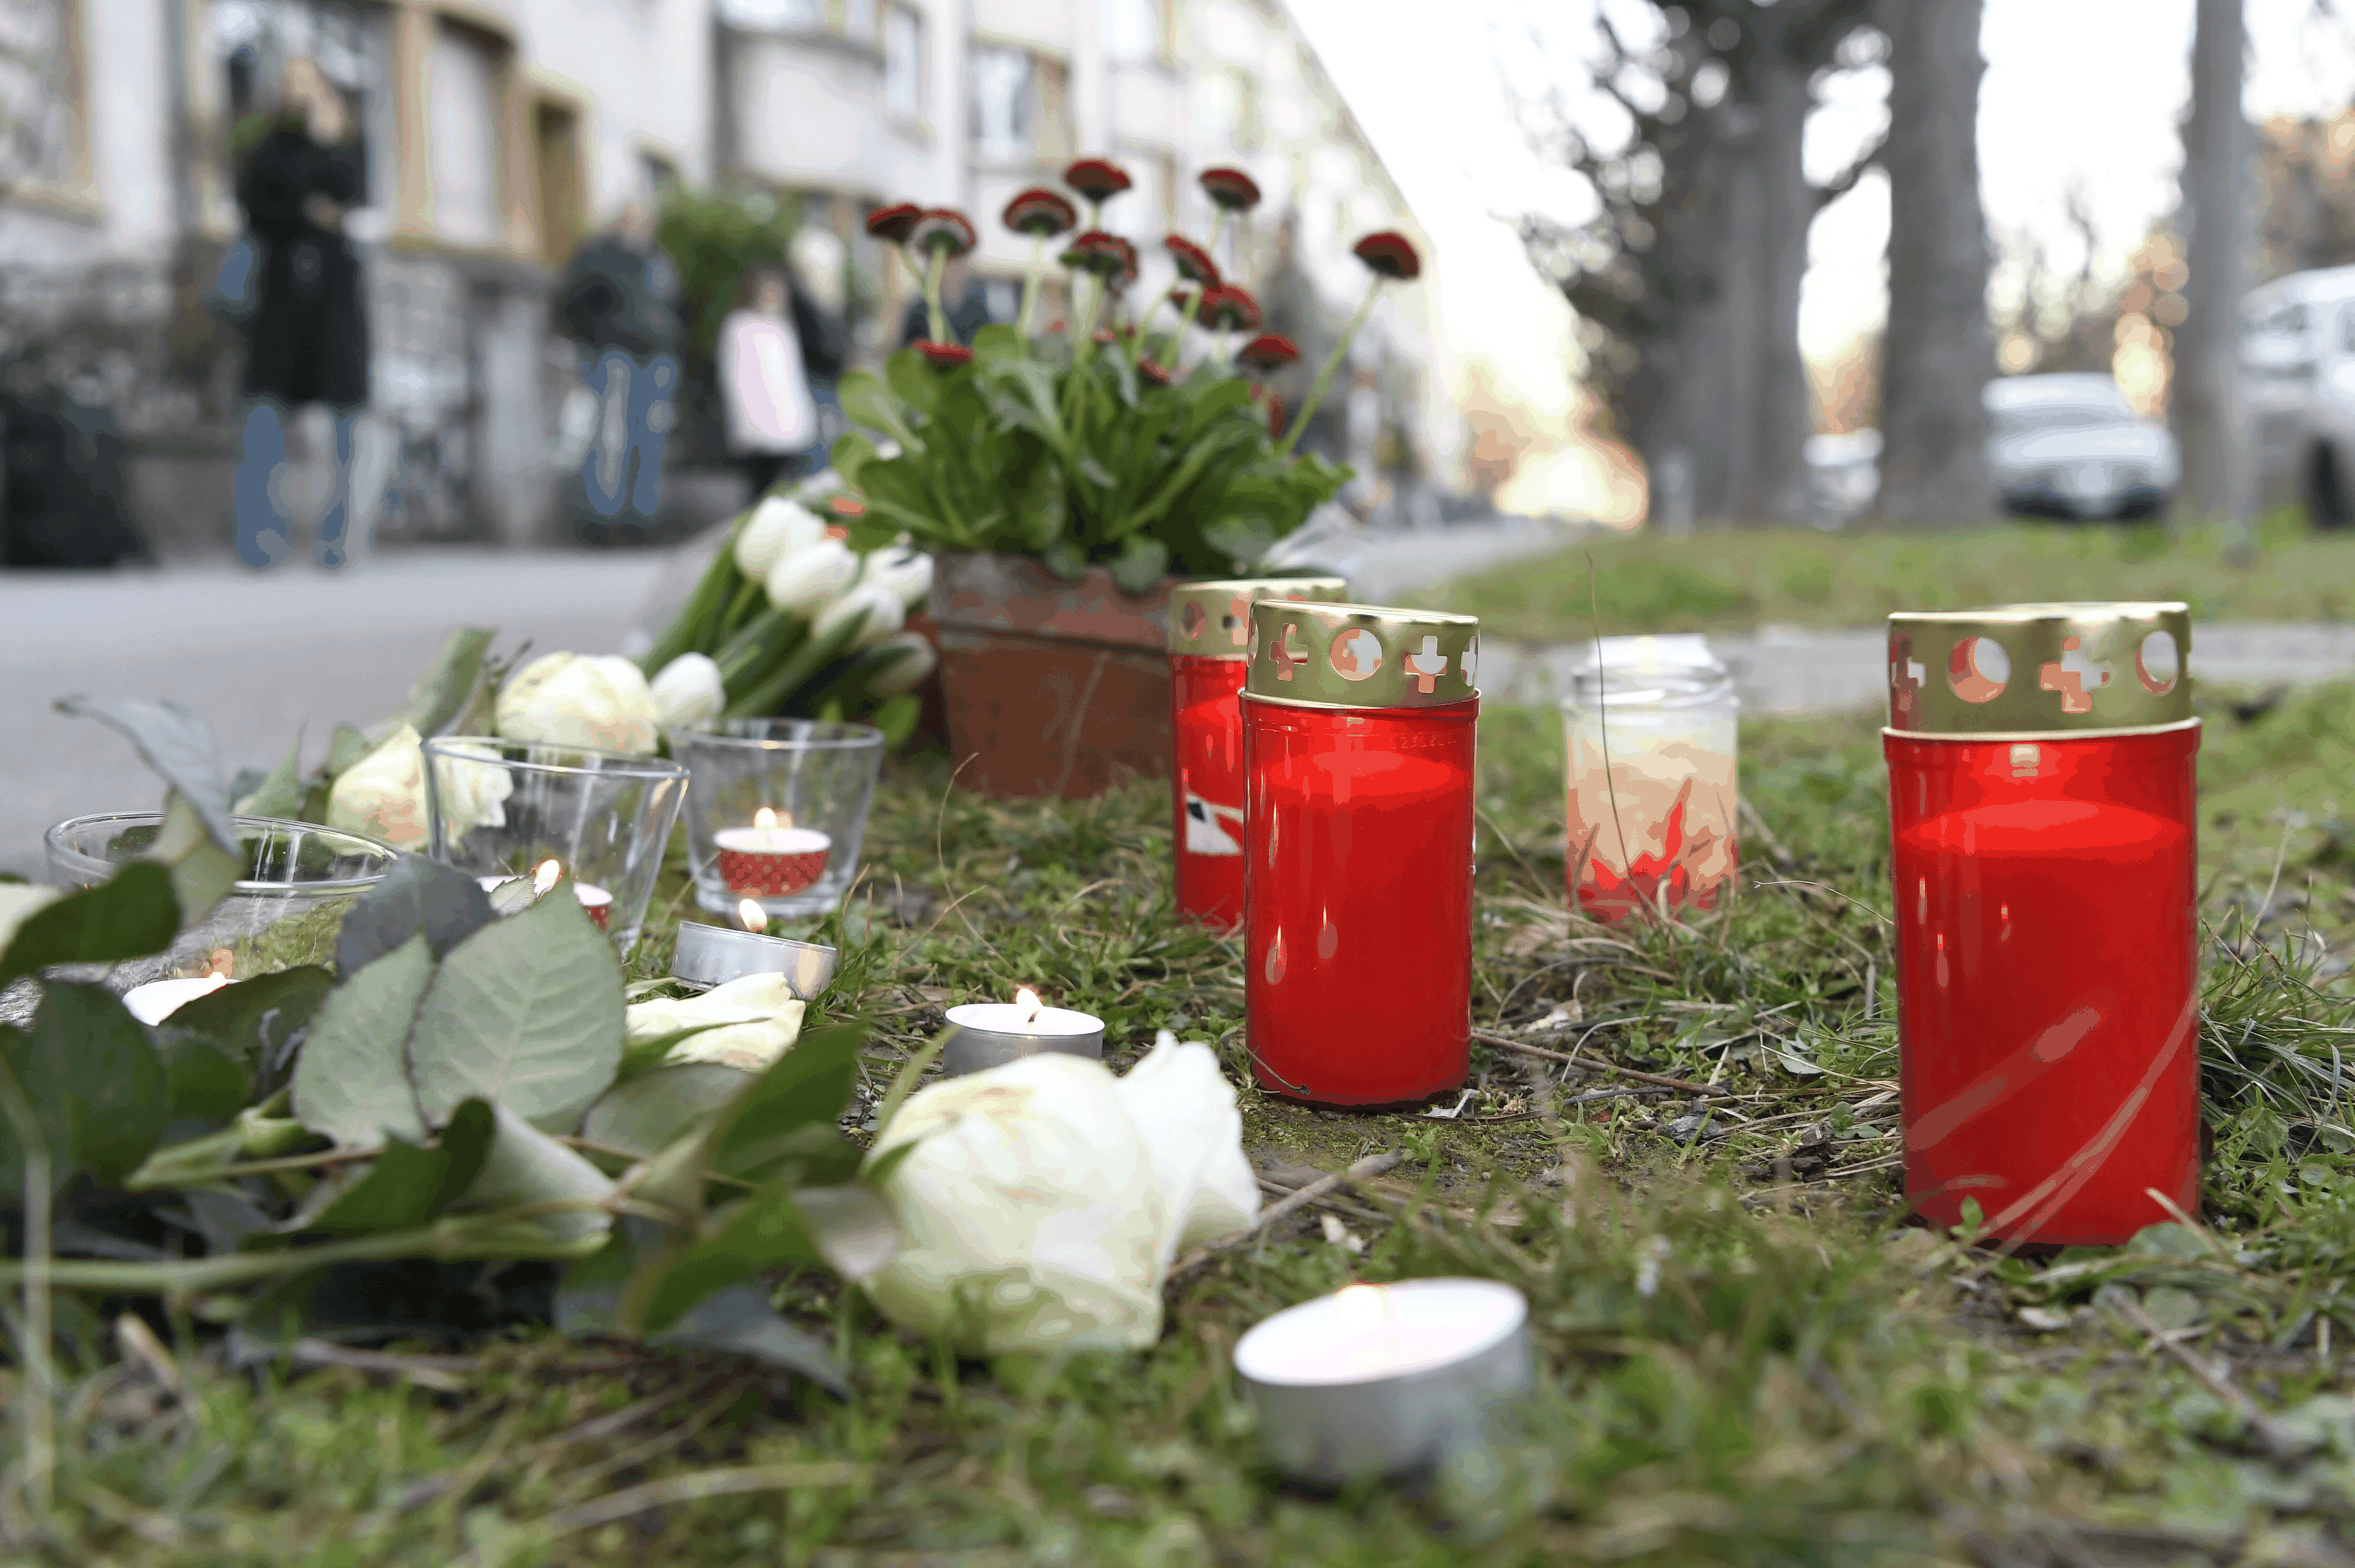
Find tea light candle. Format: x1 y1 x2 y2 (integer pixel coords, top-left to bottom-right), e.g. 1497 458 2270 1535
941 988 1105 1077
670 900 838 999
122 974 232 1026
714 807 831 898
478 861 612 929
1233 1278 1534 1486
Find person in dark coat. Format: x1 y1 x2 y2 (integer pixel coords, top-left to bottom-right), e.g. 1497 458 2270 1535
555 202 681 534
233 57 369 568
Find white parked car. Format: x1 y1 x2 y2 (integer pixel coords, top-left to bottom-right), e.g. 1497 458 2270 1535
1983 374 2179 521
2241 265 2355 527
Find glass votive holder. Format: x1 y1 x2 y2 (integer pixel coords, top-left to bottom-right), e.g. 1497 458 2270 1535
43 812 397 987
669 720 886 920
420 737 688 954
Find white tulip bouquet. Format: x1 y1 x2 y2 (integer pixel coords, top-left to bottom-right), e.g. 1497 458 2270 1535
635 493 938 740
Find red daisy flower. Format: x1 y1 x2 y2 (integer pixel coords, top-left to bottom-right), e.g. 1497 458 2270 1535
1198 167 1262 212
1167 287 1195 318
917 340 973 367
1064 158 1133 203
1138 359 1173 387
1198 284 1262 333
907 208 977 258
1163 235 1220 287
865 203 921 244
1060 229 1136 278
1238 332 1299 372
828 494 865 517
1003 187 1078 237
1352 230 1421 281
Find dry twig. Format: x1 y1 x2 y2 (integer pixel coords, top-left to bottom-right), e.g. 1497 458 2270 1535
1167 1151 1405 1283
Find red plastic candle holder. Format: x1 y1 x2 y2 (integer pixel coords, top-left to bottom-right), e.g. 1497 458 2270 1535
1166 577 1347 929
1885 603 2200 1248
1240 599 1481 1107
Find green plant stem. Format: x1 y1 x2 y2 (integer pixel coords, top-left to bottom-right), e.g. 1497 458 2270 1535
1273 282 1382 460
924 249 947 344
0 1058 52 1520
640 518 754 675
1017 234 1047 336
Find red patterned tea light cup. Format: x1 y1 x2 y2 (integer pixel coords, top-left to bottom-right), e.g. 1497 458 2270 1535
714 808 832 898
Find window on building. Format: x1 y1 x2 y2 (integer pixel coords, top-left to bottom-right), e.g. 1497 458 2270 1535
1105 148 1170 241
1100 0 1164 63
533 98 583 265
883 4 922 121
717 0 821 28
969 44 1032 164
0 0 87 194
425 20 505 248
844 0 878 44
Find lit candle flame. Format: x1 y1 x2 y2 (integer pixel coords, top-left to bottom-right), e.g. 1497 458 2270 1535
754 806 778 832
739 898 768 934
1015 986 1043 1025
1335 1282 1391 1334
533 859 562 896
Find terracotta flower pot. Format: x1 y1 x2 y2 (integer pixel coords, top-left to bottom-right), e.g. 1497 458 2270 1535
930 551 1176 799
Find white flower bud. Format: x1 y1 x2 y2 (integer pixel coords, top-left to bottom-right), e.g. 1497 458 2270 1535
495 652 662 755
649 652 727 730
328 723 431 849
625 972 805 1074
862 632 937 696
814 580 905 652
733 497 828 582
765 537 860 614
858 545 934 609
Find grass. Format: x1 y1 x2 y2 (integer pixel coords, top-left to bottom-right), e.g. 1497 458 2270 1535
1415 508 2355 643
16 686 2355 1565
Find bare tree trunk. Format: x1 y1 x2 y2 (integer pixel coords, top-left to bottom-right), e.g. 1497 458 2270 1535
1737 52 1818 522
2174 0 2255 540
1872 0 1996 526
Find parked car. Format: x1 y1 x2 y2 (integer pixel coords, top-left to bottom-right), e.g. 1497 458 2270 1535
1983 373 2178 521
2241 265 2355 528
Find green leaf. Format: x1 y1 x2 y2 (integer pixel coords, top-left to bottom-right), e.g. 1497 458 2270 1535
54 695 237 851
455 1102 614 1248
631 1179 829 1333
164 1038 252 1123
0 863 178 989
154 792 243 926
303 1099 497 1234
232 732 308 818
1110 536 1170 593
870 693 921 748
291 933 434 1146
407 887 625 1132
374 628 496 739
614 1020 737 1081
705 1021 866 1187
838 369 923 454
157 963 333 1084
5 982 171 1188
582 1064 749 1158
884 347 943 416
324 722 372 778
335 854 496 974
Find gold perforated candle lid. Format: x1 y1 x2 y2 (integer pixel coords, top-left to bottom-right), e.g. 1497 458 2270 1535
1886 602 2194 736
1243 600 1480 710
1167 576 1350 659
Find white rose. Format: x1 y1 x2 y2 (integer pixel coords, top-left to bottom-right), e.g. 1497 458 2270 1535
862 632 937 696
625 972 805 1074
1115 1034 1260 1260
427 739 515 842
649 652 727 729
864 1054 1170 1354
734 497 828 582
766 537 860 614
858 545 934 609
331 726 513 851
814 581 906 652
496 653 661 755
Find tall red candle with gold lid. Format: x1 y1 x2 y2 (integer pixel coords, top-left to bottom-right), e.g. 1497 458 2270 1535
1885 602 2200 1247
1242 599 1480 1107
1166 576 1348 928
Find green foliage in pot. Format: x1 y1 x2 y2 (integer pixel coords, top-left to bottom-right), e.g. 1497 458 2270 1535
830 164 1423 591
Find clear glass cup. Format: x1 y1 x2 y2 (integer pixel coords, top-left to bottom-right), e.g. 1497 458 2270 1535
669 719 886 920
43 812 397 985
1560 634 1741 923
420 737 688 954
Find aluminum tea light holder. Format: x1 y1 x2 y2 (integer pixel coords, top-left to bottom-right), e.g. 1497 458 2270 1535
670 906 838 1001
940 989 1106 1077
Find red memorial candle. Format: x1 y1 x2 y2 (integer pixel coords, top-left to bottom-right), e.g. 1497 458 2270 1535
1166 576 1347 928
1885 604 2200 1248
1242 600 1481 1107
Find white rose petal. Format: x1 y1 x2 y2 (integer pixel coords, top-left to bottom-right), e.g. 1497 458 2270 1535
0 883 62 955
766 537 860 614
862 632 937 696
496 652 662 755
328 723 430 849
864 1054 1170 1354
815 580 906 652
649 652 727 729
1115 1033 1260 1258
734 497 828 582
625 971 805 1073
859 546 934 609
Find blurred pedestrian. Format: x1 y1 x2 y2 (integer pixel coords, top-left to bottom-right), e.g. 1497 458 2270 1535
787 225 853 460
718 266 817 500
898 257 993 347
232 57 369 569
556 201 682 536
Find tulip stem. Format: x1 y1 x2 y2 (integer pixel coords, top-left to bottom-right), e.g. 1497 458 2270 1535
923 248 947 344
1274 282 1382 460
1017 234 1046 337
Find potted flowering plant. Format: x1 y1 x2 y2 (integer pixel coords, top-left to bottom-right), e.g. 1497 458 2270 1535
833 161 1421 798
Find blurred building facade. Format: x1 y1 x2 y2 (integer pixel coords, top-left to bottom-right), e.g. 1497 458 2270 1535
0 0 1437 550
